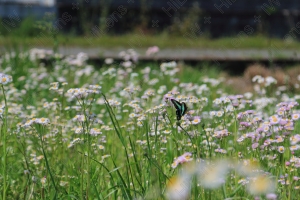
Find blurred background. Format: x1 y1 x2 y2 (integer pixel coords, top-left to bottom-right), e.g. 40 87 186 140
0 0 300 66
1 0 300 37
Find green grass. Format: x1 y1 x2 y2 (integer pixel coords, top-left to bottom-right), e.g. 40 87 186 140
0 49 300 199
1 34 300 49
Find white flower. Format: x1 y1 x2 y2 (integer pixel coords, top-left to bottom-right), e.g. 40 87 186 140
278 146 285 153
104 58 114 65
265 76 277 87
35 118 50 125
252 75 264 84
0 73 12 85
197 160 231 189
166 172 192 200
122 61 132 68
247 175 275 195
73 115 86 122
41 177 47 185
90 128 102 136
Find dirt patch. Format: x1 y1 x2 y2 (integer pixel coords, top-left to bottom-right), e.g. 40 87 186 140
226 63 300 93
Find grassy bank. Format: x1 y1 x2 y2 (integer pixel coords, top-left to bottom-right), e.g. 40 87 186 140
1 34 300 49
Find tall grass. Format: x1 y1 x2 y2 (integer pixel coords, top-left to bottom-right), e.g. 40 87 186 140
0 49 299 199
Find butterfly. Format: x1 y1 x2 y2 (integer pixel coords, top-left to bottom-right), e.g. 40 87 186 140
171 99 188 121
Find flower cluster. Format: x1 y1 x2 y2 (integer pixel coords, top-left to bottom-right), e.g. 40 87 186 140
167 159 276 200
23 118 50 127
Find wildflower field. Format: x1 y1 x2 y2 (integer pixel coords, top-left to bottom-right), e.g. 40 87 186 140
1 48 300 200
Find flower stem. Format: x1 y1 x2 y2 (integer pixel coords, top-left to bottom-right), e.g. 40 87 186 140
82 100 91 199
39 126 57 198
1 85 8 200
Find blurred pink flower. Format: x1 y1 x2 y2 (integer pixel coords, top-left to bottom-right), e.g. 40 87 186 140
171 152 193 168
252 143 259 149
266 193 277 200
146 46 160 56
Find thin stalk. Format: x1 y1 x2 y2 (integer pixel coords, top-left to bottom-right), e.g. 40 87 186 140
128 135 144 193
111 158 132 199
233 108 238 146
38 126 57 199
1 85 8 200
177 122 193 142
202 124 212 158
81 154 84 200
87 134 91 199
79 97 92 199
103 94 135 197
233 108 239 188
177 123 198 156
222 184 227 199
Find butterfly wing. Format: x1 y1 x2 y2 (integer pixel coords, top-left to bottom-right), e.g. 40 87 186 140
171 99 181 111
181 102 188 117
171 99 188 120
171 99 182 120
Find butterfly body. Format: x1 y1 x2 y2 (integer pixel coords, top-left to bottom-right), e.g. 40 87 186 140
171 99 188 120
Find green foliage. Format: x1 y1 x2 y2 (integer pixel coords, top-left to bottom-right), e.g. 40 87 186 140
2 32 300 50
168 2 203 36
12 17 40 37
0 49 299 199
0 17 39 37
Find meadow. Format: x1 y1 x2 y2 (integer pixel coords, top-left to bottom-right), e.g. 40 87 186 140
0 48 300 200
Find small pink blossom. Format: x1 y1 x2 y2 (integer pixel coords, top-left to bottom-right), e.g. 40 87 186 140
171 152 193 168
269 115 280 125
266 193 277 200
146 46 159 56
252 143 259 149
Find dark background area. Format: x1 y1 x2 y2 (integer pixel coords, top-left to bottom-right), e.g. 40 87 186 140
0 0 300 38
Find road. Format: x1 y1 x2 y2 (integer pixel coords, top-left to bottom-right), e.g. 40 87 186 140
1 46 299 61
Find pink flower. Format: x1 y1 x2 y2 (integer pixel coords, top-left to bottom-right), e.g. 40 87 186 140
191 116 201 125
240 122 252 127
279 118 287 125
252 143 259 149
171 152 193 168
246 110 255 114
292 113 300 121
266 193 277 200
269 115 280 125
163 94 174 102
146 46 160 56
213 129 230 138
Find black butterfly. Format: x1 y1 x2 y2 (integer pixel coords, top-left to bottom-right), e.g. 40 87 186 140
171 99 188 120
